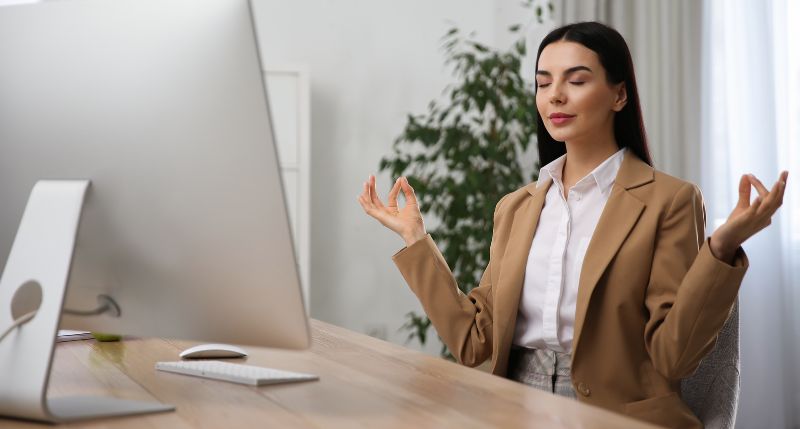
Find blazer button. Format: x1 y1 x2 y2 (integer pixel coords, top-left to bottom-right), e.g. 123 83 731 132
577 382 591 397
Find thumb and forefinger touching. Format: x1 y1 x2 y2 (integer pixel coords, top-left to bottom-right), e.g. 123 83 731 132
735 171 788 223
358 175 418 219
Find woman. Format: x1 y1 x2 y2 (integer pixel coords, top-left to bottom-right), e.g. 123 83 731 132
358 21 787 428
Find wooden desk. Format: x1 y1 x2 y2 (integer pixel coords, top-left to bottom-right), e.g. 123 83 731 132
3 320 657 428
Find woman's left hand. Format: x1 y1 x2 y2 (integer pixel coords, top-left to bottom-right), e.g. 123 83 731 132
709 171 788 263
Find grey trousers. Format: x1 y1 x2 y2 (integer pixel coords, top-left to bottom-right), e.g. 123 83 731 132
507 346 578 399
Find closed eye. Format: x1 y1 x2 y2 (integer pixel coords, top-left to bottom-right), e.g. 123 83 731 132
570 81 585 85
537 83 551 88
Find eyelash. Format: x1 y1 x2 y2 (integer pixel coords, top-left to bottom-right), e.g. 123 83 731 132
537 82 585 88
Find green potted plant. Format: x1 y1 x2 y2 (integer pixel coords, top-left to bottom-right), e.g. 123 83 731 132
380 12 548 357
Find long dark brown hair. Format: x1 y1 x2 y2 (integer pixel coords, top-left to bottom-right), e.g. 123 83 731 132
535 21 653 166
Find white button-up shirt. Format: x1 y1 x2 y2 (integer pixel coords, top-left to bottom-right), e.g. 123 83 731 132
512 148 626 353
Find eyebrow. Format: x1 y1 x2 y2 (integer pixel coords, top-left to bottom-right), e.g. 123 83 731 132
536 65 593 77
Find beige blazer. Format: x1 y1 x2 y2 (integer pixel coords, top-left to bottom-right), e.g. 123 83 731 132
393 153 748 428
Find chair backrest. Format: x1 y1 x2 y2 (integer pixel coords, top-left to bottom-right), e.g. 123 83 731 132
680 299 740 429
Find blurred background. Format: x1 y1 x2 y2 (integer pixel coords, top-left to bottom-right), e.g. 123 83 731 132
0 0 794 426
248 0 798 427
251 0 797 427
0 0 782 426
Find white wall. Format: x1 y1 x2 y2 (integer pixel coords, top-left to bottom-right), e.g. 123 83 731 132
251 0 546 353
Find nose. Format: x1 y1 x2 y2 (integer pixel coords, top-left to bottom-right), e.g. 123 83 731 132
549 82 566 105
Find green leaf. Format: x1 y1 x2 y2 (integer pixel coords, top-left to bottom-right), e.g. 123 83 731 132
470 41 489 53
385 18 544 360
515 39 526 56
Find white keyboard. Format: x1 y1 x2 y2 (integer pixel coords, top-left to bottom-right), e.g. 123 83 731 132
155 360 319 386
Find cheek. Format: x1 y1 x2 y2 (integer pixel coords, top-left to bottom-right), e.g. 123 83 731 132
535 92 547 116
574 88 615 120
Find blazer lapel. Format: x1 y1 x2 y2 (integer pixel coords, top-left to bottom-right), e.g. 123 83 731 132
493 180 550 364
571 154 654 357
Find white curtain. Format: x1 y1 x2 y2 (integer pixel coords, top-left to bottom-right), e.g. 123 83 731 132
556 0 703 182
560 1 800 427
702 0 799 427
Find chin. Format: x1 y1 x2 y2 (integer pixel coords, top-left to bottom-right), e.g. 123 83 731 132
546 130 573 143
546 126 588 144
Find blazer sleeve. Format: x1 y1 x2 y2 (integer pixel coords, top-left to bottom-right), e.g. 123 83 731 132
644 182 749 380
391 196 508 367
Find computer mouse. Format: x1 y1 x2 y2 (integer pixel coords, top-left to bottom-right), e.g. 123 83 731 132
179 343 248 359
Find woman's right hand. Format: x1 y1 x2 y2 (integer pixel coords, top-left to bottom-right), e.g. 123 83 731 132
358 175 427 247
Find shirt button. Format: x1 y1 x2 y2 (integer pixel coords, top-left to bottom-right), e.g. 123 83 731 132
576 382 591 397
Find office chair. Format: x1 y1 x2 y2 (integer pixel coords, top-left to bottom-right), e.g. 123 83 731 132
681 299 740 429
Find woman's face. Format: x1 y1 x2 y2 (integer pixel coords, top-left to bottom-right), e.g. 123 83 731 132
535 41 627 144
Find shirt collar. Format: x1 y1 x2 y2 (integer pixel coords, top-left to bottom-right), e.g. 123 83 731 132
537 153 566 188
590 147 626 195
536 147 627 196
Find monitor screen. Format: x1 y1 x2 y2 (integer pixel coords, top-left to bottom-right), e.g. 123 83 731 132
0 0 310 349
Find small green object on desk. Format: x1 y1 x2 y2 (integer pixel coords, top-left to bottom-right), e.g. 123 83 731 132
91 332 122 342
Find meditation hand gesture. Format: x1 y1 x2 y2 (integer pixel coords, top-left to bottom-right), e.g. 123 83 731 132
710 171 789 263
358 175 427 247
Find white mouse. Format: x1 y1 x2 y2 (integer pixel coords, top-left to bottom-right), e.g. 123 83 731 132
179 343 248 359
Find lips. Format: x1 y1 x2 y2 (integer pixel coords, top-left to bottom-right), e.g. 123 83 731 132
549 113 576 125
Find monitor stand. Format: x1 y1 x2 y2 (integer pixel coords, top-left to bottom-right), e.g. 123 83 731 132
0 180 174 423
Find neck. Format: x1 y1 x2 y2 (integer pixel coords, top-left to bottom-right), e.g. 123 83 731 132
561 131 619 187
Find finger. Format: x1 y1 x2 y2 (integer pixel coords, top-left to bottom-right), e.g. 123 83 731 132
400 176 418 205
750 196 775 229
736 174 751 209
359 192 384 216
360 180 371 201
764 178 782 206
748 174 769 199
756 173 788 217
357 193 373 214
748 195 763 218
362 181 376 209
387 178 401 209
368 175 386 209
359 194 390 224
776 170 788 205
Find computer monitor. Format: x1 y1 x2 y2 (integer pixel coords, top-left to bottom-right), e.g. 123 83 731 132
0 0 310 422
